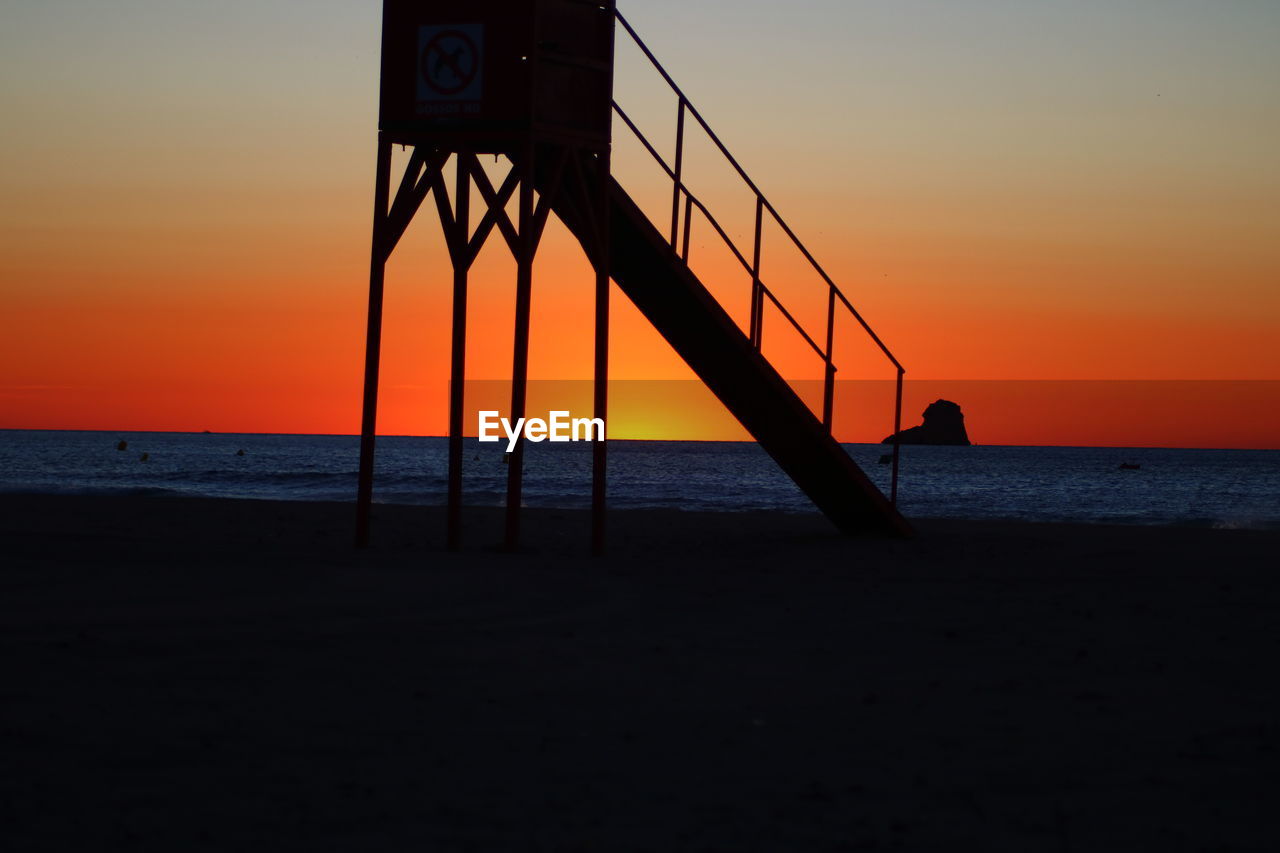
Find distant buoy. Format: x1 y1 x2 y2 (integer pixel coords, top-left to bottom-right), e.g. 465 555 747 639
116 440 128 451
139 452 150 462
878 453 893 465
236 449 245 457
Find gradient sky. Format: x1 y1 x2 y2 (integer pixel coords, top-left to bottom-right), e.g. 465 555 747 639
2 0 1278 443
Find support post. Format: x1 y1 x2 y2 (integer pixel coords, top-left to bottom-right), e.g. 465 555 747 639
591 147 612 556
446 153 470 550
505 146 537 551
355 135 393 547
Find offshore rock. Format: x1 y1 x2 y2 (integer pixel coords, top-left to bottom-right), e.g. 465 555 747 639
883 399 971 446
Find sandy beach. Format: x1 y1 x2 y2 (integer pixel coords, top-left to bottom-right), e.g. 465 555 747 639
3 494 1277 850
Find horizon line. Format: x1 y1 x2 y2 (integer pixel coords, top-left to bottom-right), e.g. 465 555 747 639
1 427 1274 453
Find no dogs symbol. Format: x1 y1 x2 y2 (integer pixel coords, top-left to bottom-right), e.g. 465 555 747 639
418 25 483 102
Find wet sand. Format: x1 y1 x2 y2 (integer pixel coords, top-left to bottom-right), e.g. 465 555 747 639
3 494 1277 850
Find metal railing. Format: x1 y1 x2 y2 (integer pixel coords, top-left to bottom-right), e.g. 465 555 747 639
613 10 905 504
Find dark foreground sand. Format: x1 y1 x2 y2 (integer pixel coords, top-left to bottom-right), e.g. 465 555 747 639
2 494 1277 851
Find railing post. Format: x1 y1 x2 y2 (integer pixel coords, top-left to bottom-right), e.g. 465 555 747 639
822 285 837 432
822 363 836 432
681 194 694 262
670 97 685 249
749 194 763 348
891 367 904 507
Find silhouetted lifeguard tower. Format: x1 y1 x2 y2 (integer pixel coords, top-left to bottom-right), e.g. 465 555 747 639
357 0 911 552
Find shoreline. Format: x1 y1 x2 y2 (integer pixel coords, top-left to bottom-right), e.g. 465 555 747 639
4 494 1277 849
2 488 1275 534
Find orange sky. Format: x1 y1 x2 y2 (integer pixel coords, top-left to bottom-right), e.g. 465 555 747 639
1 1 1278 446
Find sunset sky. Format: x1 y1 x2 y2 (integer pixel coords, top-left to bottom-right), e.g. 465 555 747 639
2 0 1277 445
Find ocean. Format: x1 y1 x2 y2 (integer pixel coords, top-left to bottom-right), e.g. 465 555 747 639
1 430 1277 529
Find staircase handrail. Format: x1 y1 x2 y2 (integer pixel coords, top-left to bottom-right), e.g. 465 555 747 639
613 9 905 503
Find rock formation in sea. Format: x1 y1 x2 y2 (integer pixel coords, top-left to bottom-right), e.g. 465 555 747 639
883 399 972 445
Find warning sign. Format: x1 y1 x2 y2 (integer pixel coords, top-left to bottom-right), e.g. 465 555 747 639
417 25 483 107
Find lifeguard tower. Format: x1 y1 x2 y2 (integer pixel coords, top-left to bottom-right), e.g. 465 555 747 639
357 0 911 552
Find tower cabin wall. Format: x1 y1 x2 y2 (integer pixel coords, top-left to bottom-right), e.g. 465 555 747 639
379 0 615 152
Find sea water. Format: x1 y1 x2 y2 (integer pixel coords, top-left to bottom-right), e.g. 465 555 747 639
1 430 1277 528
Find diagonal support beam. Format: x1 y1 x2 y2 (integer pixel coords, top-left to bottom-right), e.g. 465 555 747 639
464 157 521 267
382 149 447 260
428 167 463 266
389 149 426 214
529 146 570 249
564 149 608 266
470 159 522 257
